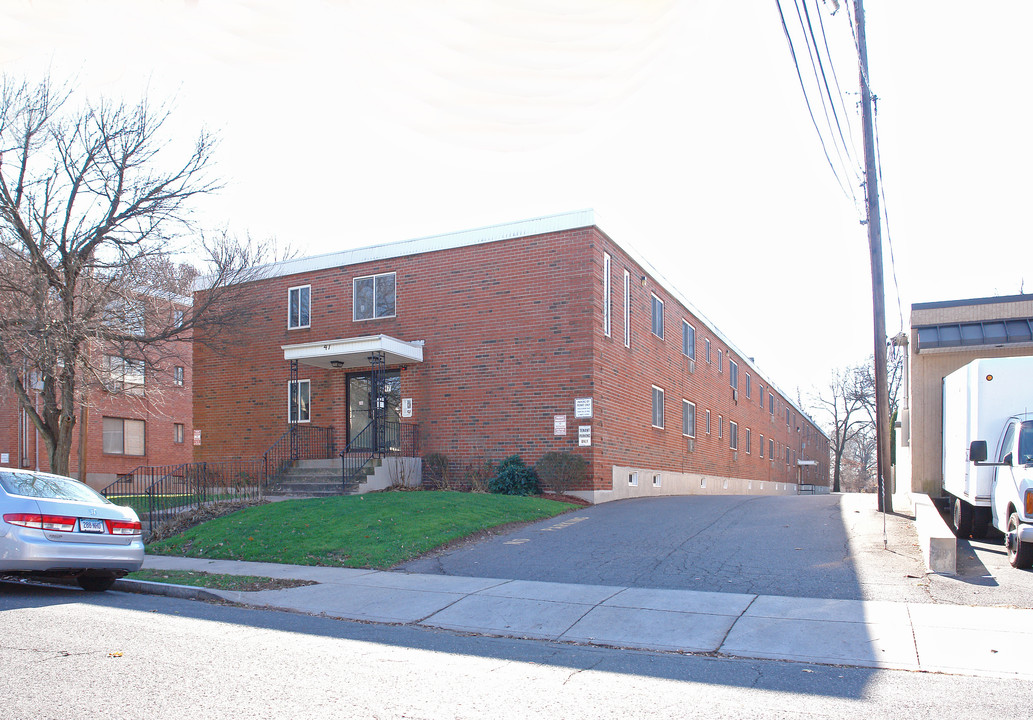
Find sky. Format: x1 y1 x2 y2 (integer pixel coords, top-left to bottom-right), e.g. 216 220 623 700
2 0 1031 418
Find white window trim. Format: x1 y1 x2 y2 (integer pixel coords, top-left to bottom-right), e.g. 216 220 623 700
651 385 665 429
623 269 631 348
353 272 397 322
718 414 723 439
745 427 751 454
682 320 696 360
760 434 765 458
651 293 664 339
652 473 662 488
288 379 311 424
706 409 711 435
682 399 696 438
745 373 751 399
629 471 639 487
288 284 311 330
174 423 185 444
705 338 712 364
173 366 185 387
730 420 738 450
602 252 612 338
729 359 738 389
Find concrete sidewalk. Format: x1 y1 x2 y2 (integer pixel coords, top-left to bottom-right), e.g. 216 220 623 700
124 555 1033 680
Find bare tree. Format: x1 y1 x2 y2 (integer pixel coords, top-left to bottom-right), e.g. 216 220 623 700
854 349 904 428
811 365 867 493
841 425 877 492
0 76 271 476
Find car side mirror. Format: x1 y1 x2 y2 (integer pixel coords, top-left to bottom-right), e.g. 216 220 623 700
970 440 988 463
1004 452 1014 467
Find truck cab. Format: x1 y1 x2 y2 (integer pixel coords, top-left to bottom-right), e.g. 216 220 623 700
988 414 1033 567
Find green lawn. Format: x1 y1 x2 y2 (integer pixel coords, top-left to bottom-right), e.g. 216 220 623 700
146 491 576 569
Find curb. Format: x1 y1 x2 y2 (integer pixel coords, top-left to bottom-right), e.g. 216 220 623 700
114 578 226 603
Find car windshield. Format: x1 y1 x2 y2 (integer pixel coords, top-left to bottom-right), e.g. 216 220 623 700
0 471 110 504
1019 422 1033 465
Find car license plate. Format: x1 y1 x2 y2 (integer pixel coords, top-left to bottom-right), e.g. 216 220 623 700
79 518 105 533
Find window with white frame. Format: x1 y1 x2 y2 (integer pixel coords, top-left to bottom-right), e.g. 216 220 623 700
705 338 711 363
729 420 738 450
769 392 775 414
745 373 751 399
174 423 185 444
651 385 665 428
718 348 724 373
745 427 752 454
769 437 775 460
623 269 631 348
173 365 184 387
652 473 662 487
729 359 738 390
682 400 696 438
354 272 396 321
718 414 723 439
760 434 765 458
629 471 639 487
103 417 145 456
651 294 664 339
759 384 764 406
682 320 695 360
288 285 311 329
288 379 311 423
105 356 145 395
705 409 711 434
602 252 612 337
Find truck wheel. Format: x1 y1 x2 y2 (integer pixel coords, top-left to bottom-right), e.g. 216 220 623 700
952 498 973 538
1007 513 1033 569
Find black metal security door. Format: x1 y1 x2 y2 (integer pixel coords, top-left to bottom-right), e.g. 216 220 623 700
369 352 386 454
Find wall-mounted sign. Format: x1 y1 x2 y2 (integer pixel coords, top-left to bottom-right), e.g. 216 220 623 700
554 415 567 436
402 398 413 418
574 397 593 418
193 430 202 446
578 425 592 447
0 453 8 464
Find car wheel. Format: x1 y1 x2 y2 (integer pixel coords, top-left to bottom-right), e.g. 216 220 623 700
952 497 973 538
77 574 117 592
1006 513 1033 569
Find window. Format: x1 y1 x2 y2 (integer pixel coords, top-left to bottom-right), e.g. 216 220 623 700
682 400 696 438
354 272 396 320
173 366 184 387
602 252 612 337
745 373 751 399
106 356 145 395
705 338 712 363
623 270 631 348
769 437 775 460
651 385 664 428
102 417 145 456
173 309 185 327
706 409 711 435
729 420 738 450
652 473 662 487
682 321 695 360
718 349 724 373
769 392 775 415
288 379 311 423
718 414 724 439
759 384 764 406
174 423 185 444
760 434 765 458
729 359 738 390
651 294 664 338
288 285 311 329
745 427 752 454
629 472 639 487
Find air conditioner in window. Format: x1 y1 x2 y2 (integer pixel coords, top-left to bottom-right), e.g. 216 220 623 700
687 438 695 452
687 359 695 374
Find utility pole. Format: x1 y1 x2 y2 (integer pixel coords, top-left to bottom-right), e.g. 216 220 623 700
854 0 893 513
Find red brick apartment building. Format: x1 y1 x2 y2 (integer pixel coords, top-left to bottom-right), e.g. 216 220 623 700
194 210 829 502
0 334 193 492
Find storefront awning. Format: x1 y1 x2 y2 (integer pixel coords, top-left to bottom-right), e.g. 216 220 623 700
282 334 424 370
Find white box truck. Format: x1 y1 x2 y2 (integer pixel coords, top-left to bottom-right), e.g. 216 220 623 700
942 357 1033 568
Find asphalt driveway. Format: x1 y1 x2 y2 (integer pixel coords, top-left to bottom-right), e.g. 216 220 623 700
396 494 936 603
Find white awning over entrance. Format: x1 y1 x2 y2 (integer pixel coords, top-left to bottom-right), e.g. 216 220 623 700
282 334 424 370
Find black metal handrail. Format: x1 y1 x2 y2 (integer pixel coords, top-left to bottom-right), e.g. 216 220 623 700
101 459 264 538
340 421 419 486
262 425 334 487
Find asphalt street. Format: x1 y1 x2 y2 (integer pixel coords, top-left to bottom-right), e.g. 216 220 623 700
2 581 1031 719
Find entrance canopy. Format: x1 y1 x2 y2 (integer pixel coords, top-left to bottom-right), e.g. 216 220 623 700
282 334 424 370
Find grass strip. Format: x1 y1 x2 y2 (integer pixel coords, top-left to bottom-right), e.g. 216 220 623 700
126 569 315 592
146 490 576 568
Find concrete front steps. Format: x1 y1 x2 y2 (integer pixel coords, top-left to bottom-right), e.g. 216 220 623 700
266 458 378 498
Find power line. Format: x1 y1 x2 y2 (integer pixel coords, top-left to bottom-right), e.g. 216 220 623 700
872 98 904 336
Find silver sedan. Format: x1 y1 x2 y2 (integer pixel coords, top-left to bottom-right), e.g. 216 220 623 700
0 468 144 591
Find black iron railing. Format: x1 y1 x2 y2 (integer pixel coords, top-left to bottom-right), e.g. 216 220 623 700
340 421 419 486
263 425 335 487
101 459 264 537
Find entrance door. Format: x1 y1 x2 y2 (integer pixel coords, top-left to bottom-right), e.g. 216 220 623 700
346 370 401 450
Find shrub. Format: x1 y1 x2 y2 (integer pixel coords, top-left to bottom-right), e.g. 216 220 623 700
422 452 452 490
534 451 588 493
488 455 540 496
463 460 494 493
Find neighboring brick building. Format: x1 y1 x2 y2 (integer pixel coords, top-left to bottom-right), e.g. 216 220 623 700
898 293 1033 498
193 210 829 502
0 323 194 492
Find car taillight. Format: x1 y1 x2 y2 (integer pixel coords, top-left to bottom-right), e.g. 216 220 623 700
106 519 142 535
41 515 77 532
4 513 43 529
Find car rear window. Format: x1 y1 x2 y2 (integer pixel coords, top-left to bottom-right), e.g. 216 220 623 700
0 471 110 504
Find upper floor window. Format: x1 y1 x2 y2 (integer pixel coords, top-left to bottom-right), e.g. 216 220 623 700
354 272 396 321
729 359 738 390
769 392 775 415
105 356 145 395
706 409 712 435
682 400 696 438
623 270 631 348
103 417 145 456
745 373 752 399
745 427 752 454
173 366 184 387
288 285 311 329
758 384 764 406
705 338 712 364
602 253 612 337
651 294 664 339
652 385 665 429
760 434 765 458
174 423 185 444
288 379 311 424
730 421 738 450
682 321 695 360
